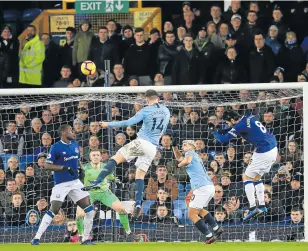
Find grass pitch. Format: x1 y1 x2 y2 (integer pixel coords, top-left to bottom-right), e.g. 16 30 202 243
1 242 307 251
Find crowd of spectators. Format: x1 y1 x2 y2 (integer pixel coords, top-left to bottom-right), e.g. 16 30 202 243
0 0 305 231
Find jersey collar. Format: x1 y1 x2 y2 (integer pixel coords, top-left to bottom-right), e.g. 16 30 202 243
60 140 71 145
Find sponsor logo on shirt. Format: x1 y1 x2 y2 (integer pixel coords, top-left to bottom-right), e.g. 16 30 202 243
64 155 79 161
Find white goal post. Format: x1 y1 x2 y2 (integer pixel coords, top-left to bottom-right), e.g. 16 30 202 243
0 83 306 243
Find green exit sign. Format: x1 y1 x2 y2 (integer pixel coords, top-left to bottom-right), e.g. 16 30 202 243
76 0 129 14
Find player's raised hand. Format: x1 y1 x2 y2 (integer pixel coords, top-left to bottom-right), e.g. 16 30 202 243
172 137 179 147
99 121 108 128
208 123 217 133
63 166 75 176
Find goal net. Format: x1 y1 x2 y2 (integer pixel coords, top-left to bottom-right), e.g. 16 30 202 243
0 84 305 243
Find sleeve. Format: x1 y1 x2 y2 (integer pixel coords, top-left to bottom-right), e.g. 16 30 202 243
108 110 145 128
26 42 45 68
18 136 24 156
46 145 58 164
213 126 240 143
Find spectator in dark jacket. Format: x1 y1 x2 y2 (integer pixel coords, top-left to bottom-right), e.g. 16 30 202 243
194 27 215 83
260 191 285 223
123 28 157 86
0 25 19 88
270 6 289 44
88 26 119 72
277 31 306 82
41 33 61 87
229 14 246 48
208 5 224 30
112 63 129 86
147 28 162 58
158 31 178 85
106 19 122 48
172 34 203 85
53 65 73 88
223 0 245 22
61 27 76 72
3 191 27 226
0 121 24 155
120 25 135 58
242 10 263 50
214 46 247 84
0 37 9 88
249 32 276 83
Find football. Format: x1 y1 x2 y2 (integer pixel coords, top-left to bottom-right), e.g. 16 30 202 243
81 60 96 76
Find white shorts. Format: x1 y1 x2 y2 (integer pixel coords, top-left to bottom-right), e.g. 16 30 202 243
50 179 89 203
189 185 215 210
118 138 157 172
245 147 278 178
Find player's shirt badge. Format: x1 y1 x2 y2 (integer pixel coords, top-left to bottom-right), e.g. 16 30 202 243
75 147 79 153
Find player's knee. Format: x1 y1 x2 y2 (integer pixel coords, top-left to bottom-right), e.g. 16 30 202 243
135 167 147 179
188 208 199 221
50 201 62 215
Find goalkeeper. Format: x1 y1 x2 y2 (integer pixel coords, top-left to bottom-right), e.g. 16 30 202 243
78 149 141 242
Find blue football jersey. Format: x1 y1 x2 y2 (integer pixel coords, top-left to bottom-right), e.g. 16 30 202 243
108 103 170 146
213 114 277 153
46 140 80 185
185 150 213 190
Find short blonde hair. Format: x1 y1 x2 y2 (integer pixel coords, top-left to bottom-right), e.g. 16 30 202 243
182 140 197 149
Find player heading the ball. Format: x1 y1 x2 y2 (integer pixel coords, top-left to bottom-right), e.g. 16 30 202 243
209 110 278 221
83 89 171 218
172 139 223 244
31 124 95 245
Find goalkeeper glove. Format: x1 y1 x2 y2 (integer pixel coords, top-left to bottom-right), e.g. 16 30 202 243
172 137 179 147
63 166 75 176
208 123 217 133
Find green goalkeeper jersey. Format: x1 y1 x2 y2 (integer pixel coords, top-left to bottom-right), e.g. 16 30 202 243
83 162 114 194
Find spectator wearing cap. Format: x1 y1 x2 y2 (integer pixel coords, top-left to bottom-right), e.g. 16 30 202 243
242 11 264 50
41 33 61 87
158 31 179 85
214 46 247 84
223 0 245 23
209 5 224 30
72 19 94 79
120 25 134 58
88 26 119 72
53 65 73 88
19 25 45 87
277 31 306 82
265 25 281 55
211 23 229 49
146 165 178 201
285 173 304 214
0 25 19 88
61 27 76 73
33 132 52 160
229 14 245 47
194 26 215 83
172 34 203 85
249 32 276 83
123 27 157 86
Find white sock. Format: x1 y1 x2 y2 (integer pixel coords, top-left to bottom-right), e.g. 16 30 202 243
34 211 54 240
244 181 256 208
82 207 94 242
255 181 265 206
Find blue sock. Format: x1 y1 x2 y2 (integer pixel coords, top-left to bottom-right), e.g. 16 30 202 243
135 179 144 206
97 159 117 182
195 219 211 236
203 213 218 229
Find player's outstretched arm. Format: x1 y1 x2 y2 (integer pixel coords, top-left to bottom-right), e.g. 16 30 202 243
212 130 235 143
171 138 183 163
44 163 75 176
99 111 144 128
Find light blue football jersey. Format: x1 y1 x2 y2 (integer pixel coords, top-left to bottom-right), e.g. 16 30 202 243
108 103 170 146
185 150 213 190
